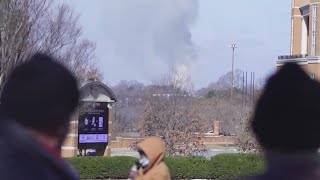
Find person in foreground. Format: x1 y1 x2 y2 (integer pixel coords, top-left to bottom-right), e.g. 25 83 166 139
0 53 80 179
248 63 320 180
128 137 170 180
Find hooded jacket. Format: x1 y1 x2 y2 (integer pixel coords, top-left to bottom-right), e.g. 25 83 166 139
136 137 170 180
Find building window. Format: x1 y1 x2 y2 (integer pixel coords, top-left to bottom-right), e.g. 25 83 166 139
311 5 318 56
301 16 309 55
291 17 294 55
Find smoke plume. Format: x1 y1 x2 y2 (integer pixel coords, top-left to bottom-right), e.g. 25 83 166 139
100 0 199 80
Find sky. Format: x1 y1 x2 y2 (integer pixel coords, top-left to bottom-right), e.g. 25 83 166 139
67 0 291 89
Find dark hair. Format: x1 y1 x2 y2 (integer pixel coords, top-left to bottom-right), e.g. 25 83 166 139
0 53 79 136
252 63 320 152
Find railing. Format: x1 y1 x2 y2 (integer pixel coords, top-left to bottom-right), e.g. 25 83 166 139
278 54 307 60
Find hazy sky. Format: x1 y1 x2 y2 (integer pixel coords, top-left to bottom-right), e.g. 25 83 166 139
68 0 291 88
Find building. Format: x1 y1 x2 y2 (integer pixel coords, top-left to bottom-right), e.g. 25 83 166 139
277 0 320 79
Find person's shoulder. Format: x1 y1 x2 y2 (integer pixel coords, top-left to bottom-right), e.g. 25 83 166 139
0 141 50 179
157 161 170 171
152 161 170 178
0 137 74 180
0 122 79 180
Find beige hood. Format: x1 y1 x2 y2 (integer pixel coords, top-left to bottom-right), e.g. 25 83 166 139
137 137 166 168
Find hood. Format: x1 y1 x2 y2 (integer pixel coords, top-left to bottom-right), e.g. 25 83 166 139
137 137 166 168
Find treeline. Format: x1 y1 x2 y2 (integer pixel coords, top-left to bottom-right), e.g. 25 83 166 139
111 69 263 155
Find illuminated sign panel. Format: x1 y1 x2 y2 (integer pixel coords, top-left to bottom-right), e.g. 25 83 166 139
78 102 108 149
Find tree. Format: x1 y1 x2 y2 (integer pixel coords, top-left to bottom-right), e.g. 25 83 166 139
205 90 215 99
234 108 260 153
111 80 146 137
140 69 206 156
0 0 102 88
197 97 243 135
209 69 244 90
112 80 145 100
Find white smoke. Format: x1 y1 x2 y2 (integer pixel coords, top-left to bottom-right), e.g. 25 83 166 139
100 0 199 79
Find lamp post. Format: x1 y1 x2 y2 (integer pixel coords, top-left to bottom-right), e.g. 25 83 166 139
229 43 237 101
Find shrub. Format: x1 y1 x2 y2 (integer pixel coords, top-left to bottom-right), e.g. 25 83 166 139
68 156 136 179
165 157 211 179
208 154 265 180
68 154 265 179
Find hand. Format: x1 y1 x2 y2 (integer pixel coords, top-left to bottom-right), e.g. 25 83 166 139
128 171 139 180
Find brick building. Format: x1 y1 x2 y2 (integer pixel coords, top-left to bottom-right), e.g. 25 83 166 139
277 0 320 79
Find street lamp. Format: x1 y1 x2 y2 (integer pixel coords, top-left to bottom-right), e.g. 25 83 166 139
229 43 237 101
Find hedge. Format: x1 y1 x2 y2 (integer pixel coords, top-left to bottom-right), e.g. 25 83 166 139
68 154 265 180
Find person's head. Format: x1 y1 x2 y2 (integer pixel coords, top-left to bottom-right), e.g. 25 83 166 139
1 53 79 148
136 148 150 170
252 63 320 153
136 137 166 171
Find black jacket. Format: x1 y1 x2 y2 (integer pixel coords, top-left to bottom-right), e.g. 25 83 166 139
0 119 79 180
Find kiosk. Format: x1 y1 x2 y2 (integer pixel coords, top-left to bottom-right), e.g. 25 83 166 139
61 81 117 157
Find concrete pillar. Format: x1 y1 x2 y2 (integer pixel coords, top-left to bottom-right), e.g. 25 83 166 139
213 121 221 135
61 118 78 157
104 105 112 157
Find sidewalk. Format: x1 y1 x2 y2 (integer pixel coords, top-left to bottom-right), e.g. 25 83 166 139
111 148 139 158
111 145 238 159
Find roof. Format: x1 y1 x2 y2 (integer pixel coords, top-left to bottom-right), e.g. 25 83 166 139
80 81 117 103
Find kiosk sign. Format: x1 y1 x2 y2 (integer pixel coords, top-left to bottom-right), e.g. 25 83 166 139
78 102 109 149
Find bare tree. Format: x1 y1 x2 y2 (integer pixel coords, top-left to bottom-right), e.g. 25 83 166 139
111 80 146 137
234 108 260 153
0 0 102 88
140 69 206 156
197 69 247 135
113 80 145 100
209 69 244 90
112 107 127 136
197 97 245 135
0 0 48 84
60 39 103 82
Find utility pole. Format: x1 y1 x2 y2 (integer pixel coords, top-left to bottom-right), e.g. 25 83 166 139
242 71 245 107
245 71 247 106
229 43 237 101
250 72 253 105
253 72 255 102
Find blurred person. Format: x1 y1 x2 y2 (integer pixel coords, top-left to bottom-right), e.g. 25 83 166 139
128 137 170 180
247 63 320 180
0 53 80 180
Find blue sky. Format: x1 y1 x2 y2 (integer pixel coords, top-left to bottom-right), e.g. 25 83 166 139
68 0 291 88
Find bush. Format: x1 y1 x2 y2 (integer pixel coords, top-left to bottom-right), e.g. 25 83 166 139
68 156 136 179
208 154 265 180
68 154 265 180
165 157 211 179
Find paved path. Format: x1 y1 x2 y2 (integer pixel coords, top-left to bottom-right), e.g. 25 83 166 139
111 145 237 158
111 148 139 158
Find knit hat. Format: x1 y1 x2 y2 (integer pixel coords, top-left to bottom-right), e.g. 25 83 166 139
252 63 320 152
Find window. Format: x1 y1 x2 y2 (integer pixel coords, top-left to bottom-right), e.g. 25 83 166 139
290 17 293 55
301 16 309 55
